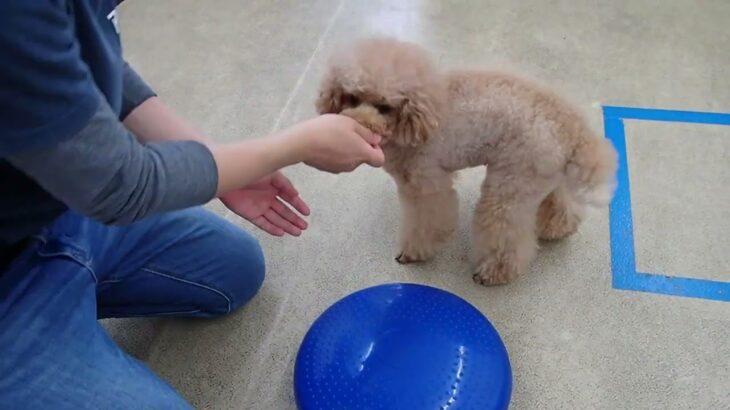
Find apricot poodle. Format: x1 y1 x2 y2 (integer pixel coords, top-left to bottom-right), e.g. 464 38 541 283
316 38 618 286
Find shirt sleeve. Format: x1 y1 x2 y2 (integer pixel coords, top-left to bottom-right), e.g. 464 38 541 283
120 62 157 120
0 1 99 157
8 95 219 225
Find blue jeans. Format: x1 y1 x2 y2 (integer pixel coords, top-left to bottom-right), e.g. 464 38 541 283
0 208 265 409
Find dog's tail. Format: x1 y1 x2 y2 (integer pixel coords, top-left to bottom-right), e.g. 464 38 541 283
564 134 618 208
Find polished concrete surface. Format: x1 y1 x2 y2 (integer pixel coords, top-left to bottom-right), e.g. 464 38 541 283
106 1 730 408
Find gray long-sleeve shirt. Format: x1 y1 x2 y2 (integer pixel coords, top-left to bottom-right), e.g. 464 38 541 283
0 63 218 267
0 2 220 270
9 94 218 225
5 61 218 225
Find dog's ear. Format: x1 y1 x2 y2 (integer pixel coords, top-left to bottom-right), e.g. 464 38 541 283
315 69 345 114
395 90 442 146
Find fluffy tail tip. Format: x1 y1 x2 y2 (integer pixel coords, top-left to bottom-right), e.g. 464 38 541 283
568 137 619 207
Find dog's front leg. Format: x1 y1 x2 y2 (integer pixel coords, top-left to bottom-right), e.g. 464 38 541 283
394 173 457 264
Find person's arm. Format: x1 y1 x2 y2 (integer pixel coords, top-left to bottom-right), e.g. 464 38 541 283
118 69 384 194
120 63 207 144
1 2 383 227
118 65 303 196
123 98 207 144
8 95 220 224
118 70 387 197
120 94 383 194
8 91 382 226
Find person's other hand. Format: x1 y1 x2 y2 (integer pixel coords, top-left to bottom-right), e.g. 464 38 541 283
221 171 310 236
283 114 385 173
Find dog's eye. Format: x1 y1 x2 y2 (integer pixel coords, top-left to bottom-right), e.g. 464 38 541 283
375 103 393 114
343 94 360 107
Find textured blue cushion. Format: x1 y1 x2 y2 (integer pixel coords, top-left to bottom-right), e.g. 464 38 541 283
294 283 512 410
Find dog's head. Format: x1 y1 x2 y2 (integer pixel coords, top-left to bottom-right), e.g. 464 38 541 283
316 38 446 147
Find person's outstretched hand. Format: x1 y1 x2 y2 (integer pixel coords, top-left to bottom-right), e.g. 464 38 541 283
215 114 383 236
283 114 385 173
221 171 310 236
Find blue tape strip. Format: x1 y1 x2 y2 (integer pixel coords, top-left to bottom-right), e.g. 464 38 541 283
604 115 636 287
602 105 730 302
617 273 728 301
603 106 730 125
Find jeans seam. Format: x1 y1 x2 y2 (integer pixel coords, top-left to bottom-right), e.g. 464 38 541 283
31 235 99 284
34 250 99 283
140 267 232 314
100 309 202 318
98 279 122 285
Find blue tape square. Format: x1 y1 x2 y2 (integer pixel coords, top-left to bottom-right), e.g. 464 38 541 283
602 106 730 302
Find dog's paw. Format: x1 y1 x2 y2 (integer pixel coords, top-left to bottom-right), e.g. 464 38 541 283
536 194 583 241
472 259 521 286
537 212 580 241
395 252 421 264
395 239 440 264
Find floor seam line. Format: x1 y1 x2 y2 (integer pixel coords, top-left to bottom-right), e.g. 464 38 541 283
268 0 345 134
222 0 345 223
237 0 346 402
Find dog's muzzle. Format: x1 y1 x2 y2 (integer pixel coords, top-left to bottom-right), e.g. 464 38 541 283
341 105 390 140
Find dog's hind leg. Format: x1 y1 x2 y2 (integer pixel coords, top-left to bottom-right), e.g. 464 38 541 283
395 171 458 264
536 133 618 241
472 169 553 286
536 185 585 241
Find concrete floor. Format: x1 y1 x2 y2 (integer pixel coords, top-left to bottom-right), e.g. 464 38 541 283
106 1 730 408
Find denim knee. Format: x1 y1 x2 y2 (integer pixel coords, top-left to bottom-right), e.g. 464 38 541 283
215 229 266 315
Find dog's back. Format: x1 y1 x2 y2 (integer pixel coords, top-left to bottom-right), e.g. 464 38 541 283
440 69 617 207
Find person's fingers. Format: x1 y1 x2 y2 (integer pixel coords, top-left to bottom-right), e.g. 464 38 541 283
272 199 308 229
264 209 302 236
270 173 297 197
352 123 382 145
364 145 385 167
288 196 311 216
253 215 284 236
271 173 311 216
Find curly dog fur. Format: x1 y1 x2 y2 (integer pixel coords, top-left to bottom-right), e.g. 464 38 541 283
316 38 618 286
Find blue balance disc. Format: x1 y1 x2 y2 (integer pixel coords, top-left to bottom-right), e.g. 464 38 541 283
294 283 512 410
